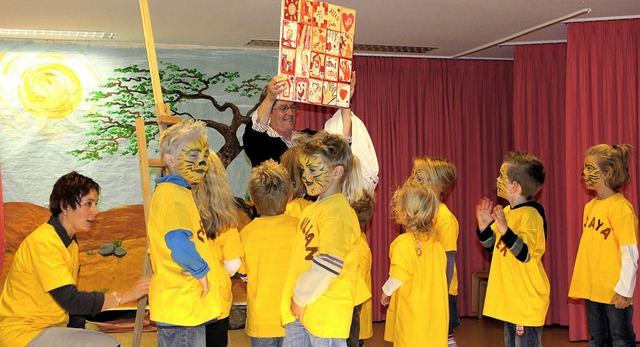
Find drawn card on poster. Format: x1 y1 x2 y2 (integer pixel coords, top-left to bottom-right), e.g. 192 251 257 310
278 0 355 107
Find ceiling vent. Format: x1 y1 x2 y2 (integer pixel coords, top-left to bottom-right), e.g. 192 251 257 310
246 39 437 54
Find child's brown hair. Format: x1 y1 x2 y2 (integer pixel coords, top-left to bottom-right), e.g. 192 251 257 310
586 143 633 192
503 151 545 200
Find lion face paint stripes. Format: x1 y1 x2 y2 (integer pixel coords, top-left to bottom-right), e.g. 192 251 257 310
178 137 209 184
300 154 331 197
582 156 601 189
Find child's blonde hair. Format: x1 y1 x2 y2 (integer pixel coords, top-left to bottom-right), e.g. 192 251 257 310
586 143 633 192
391 182 439 234
159 119 207 156
280 139 309 199
248 159 293 216
411 157 457 198
503 151 545 200
191 152 238 239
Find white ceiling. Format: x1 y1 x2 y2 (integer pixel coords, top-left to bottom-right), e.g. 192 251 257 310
1 0 639 59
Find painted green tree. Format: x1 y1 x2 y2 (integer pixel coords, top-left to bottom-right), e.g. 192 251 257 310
67 62 269 167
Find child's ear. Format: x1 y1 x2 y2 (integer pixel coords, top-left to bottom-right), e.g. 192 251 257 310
287 193 294 203
163 153 176 168
333 165 345 179
512 180 523 194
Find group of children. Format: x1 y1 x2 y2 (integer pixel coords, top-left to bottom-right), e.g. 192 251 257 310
148 118 637 347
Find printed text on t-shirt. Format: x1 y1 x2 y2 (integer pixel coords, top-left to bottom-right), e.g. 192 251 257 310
584 215 611 240
300 217 318 260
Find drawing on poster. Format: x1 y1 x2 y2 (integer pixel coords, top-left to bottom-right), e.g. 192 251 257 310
278 0 355 107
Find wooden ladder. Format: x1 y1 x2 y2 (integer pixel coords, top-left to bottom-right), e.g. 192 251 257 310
131 0 181 346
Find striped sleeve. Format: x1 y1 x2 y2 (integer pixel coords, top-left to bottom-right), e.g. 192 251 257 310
312 253 344 276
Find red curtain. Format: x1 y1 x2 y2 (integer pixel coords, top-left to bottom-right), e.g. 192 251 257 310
513 43 568 325
295 19 640 337
296 57 514 321
564 19 640 341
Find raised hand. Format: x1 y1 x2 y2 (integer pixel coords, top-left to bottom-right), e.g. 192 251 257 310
268 74 289 99
490 205 508 235
475 197 494 230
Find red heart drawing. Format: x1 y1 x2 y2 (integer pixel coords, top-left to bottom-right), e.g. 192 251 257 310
342 13 354 32
339 89 348 100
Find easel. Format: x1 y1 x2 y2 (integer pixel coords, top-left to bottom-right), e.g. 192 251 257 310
131 1 181 346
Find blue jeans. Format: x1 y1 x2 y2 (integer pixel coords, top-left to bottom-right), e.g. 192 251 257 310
157 324 206 347
251 337 284 347
503 322 542 347
449 294 461 333
283 320 347 347
585 299 636 347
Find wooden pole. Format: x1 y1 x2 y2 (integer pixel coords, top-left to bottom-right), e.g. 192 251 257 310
133 0 180 345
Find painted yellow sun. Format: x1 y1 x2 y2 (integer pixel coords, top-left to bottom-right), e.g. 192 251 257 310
18 63 82 119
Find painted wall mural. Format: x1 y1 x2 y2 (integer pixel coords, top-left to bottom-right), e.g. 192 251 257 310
0 40 277 296
0 40 277 208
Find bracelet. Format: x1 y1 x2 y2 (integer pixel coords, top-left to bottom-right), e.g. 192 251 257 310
111 291 122 306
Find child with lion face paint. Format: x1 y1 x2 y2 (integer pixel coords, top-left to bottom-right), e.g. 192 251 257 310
475 152 549 347
148 119 222 346
569 144 638 346
281 131 367 347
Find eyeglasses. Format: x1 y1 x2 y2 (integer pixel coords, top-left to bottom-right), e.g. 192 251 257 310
273 104 299 112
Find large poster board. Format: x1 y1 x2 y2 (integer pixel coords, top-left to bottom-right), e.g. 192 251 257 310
278 0 355 108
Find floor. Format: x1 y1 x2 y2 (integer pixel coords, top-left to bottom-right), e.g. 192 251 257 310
108 317 594 347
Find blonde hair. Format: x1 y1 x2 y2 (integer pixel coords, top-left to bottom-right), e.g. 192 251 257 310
391 182 438 234
191 152 238 239
160 119 207 156
411 157 457 198
248 159 293 216
586 143 633 191
280 141 308 199
503 151 545 200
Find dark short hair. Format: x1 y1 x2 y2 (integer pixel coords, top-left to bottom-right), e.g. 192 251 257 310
503 152 545 200
49 171 100 217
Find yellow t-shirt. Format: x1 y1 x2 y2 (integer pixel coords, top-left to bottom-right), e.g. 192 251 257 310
569 193 639 303
212 227 242 319
433 203 459 295
0 222 78 347
148 181 221 326
240 214 298 337
383 232 448 347
483 204 550 326
280 193 361 338
285 197 313 220
356 232 373 339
